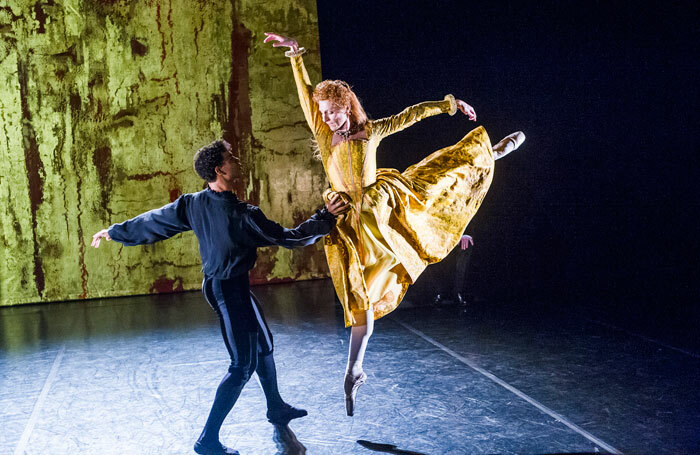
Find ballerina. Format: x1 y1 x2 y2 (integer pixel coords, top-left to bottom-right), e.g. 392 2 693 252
264 32 525 416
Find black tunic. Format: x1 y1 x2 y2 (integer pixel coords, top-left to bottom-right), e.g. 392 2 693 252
108 187 335 279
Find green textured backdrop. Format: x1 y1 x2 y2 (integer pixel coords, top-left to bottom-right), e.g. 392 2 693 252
0 0 329 306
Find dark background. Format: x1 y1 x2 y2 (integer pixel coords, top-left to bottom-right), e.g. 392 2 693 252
316 0 699 350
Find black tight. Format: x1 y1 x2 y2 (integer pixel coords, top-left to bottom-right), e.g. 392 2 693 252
197 274 283 445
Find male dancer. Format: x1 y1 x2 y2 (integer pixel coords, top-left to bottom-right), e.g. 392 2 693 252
92 139 349 455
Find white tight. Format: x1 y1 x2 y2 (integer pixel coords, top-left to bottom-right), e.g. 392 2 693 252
346 307 374 378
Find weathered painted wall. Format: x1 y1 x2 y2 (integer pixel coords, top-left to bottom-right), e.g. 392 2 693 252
0 0 328 306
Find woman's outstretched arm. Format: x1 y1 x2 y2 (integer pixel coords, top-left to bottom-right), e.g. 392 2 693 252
264 32 330 140
371 95 476 139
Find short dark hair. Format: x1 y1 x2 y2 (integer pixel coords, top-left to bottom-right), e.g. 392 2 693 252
193 140 227 181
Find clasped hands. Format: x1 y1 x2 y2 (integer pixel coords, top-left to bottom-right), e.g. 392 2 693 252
326 193 350 216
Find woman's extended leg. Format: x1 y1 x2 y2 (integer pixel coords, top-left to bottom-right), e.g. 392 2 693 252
346 307 375 379
342 211 402 415
345 307 374 416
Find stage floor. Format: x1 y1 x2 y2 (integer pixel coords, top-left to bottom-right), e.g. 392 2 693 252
1 279 698 454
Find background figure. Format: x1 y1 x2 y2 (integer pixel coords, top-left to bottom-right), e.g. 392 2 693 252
447 235 475 306
408 235 474 307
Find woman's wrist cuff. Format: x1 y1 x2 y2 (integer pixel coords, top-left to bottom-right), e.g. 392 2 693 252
444 94 458 116
285 46 306 58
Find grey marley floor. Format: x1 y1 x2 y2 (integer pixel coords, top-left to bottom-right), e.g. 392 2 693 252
1 279 699 454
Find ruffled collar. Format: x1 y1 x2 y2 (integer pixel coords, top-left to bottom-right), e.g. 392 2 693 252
331 127 367 146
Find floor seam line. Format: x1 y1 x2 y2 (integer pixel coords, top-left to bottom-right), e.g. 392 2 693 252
14 345 66 455
390 318 623 455
582 316 699 359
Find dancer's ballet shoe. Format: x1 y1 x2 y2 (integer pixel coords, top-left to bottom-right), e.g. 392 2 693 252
193 440 240 455
266 402 308 425
344 371 367 416
492 131 526 160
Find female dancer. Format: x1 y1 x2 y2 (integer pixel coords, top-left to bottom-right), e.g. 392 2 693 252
264 32 525 416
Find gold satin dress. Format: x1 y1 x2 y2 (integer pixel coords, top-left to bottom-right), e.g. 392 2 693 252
290 54 495 327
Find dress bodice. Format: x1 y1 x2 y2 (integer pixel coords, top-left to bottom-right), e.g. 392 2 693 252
323 129 378 202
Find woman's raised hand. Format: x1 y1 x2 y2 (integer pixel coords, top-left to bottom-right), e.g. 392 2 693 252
456 99 477 121
263 32 299 52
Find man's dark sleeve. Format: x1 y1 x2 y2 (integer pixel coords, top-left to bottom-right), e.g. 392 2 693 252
243 205 335 249
108 195 192 246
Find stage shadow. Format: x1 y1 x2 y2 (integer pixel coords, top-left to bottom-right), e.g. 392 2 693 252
357 440 426 455
357 441 605 455
272 424 307 454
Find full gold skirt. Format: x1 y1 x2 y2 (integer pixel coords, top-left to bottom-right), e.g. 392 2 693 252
324 126 495 327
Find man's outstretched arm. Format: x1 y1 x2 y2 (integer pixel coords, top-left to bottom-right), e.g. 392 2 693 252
92 196 192 248
245 194 349 249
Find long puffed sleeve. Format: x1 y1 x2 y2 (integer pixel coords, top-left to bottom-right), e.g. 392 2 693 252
108 196 192 246
243 206 335 249
289 52 332 142
369 94 458 139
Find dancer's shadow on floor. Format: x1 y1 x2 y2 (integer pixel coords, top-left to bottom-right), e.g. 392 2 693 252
272 424 306 455
358 446 602 455
357 440 427 455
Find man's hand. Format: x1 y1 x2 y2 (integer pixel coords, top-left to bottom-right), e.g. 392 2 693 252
459 235 474 250
91 229 112 248
326 193 350 216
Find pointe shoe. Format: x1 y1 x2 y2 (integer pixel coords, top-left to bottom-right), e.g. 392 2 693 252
266 402 308 425
194 440 240 455
344 371 367 416
492 131 526 160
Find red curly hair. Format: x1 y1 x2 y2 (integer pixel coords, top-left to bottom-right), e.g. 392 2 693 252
312 80 368 128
